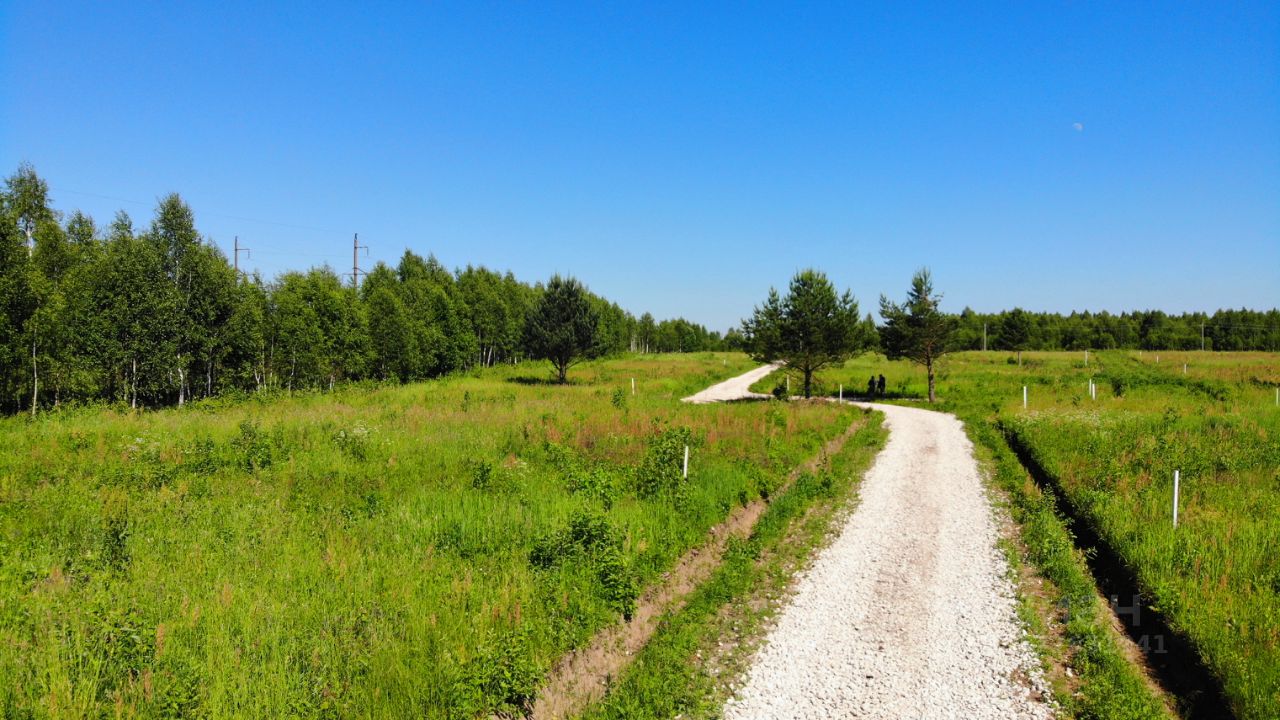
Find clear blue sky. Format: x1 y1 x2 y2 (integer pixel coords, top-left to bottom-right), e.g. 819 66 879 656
3 2 1277 331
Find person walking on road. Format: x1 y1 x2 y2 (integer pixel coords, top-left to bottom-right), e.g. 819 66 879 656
877 374 886 396
867 375 877 398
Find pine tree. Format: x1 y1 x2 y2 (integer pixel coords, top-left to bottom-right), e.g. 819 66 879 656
523 275 600 383
742 269 869 398
878 268 955 403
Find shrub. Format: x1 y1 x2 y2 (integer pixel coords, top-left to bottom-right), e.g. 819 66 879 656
567 466 620 509
543 441 579 474
634 426 694 499
117 434 177 489
529 508 638 618
470 460 495 490
462 628 541 716
234 419 283 470
331 424 371 461
182 436 222 475
101 498 131 572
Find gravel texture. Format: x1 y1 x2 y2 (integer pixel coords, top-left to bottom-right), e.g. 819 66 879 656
722 399 1054 719
681 362 779 404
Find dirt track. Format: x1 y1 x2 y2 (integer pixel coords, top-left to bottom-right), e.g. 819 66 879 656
721 390 1053 718
536 365 1052 719
680 362 779 403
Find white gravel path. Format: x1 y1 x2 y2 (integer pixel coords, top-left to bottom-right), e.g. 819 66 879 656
703 374 1052 719
681 362 780 404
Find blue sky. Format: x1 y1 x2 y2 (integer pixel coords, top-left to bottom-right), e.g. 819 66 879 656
3 2 1277 331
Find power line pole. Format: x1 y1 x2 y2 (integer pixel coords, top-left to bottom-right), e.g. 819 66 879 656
349 233 368 289
1201 321 1205 351
982 322 987 352
233 236 251 275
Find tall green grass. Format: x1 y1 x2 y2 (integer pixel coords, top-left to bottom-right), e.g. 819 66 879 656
0 353 854 718
788 349 1279 719
581 410 886 719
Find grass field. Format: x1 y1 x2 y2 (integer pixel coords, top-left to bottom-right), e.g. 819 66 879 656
0 352 861 718
582 411 886 719
762 350 1280 719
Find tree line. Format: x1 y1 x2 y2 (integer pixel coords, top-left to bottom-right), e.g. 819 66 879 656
5 164 1275 414
952 307 1280 353
743 267 1278 403
0 165 726 414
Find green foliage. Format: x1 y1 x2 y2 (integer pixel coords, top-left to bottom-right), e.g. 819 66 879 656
929 349 1275 719
234 418 282 470
959 418 1172 720
760 349 1276 716
741 269 870 397
0 353 848 717
1103 360 1234 402
100 497 131 573
530 508 639 618
331 423 371 461
950 306 1280 352
581 413 886 719
634 426 694 499
470 459 496 490
1002 405 1278 718
523 275 601 383
878 268 956 402
0 165 733 415
568 466 621 508
997 307 1033 354
461 628 542 716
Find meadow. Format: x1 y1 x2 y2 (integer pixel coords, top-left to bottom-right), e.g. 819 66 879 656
761 350 1280 719
0 352 859 718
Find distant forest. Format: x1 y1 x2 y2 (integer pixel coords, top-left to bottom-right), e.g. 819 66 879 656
951 306 1280 353
1 164 1276 414
0 165 722 414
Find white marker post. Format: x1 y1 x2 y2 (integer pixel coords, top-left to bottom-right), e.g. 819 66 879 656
1084 350 1089 366
1183 363 1187 375
1156 354 1160 364
683 445 689 479
839 384 843 402
1276 387 1278 406
786 376 790 394
1172 470 1180 528
631 377 635 395
1023 386 1028 409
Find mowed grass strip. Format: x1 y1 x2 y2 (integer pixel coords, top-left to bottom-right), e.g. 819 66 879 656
0 352 855 718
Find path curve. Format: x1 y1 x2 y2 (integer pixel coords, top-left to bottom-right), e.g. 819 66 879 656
681 362 780 404
698 367 1053 719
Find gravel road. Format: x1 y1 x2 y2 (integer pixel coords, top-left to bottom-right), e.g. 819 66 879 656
681 362 780 404
707 373 1052 718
